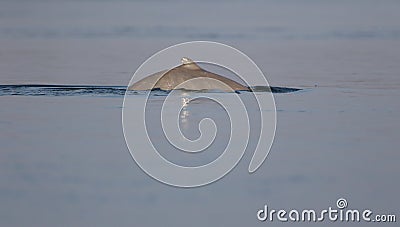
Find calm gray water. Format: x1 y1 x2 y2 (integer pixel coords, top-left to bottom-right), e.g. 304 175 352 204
0 0 399 226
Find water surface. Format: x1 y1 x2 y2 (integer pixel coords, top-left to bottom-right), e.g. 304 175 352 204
0 0 399 226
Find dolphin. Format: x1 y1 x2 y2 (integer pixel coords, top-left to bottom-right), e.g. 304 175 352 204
128 57 250 92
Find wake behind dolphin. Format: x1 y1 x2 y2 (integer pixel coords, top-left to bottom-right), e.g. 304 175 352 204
0 84 128 97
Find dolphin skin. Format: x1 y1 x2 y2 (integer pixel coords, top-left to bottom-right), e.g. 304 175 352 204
128 58 250 92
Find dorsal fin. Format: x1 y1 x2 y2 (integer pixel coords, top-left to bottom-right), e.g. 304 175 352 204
181 57 194 64
180 57 201 70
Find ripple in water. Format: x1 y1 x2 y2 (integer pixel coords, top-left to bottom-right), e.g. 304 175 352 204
0 84 301 97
